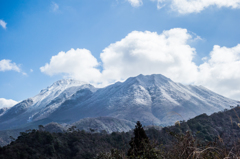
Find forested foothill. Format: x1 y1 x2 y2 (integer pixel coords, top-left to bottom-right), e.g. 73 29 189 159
1 105 240 159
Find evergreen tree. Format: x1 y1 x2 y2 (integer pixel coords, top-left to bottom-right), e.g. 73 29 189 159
127 121 160 159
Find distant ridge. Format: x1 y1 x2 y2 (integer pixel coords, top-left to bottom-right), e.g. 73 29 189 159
0 74 239 130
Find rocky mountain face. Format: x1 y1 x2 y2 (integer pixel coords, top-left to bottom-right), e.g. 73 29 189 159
0 74 239 130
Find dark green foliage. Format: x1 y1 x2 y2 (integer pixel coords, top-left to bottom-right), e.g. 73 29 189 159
127 121 160 159
128 121 149 156
0 129 131 159
1 106 240 158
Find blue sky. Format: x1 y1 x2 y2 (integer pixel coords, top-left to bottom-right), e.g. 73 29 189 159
1 0 240 106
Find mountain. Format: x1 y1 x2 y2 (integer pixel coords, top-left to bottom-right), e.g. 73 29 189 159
0 107 8 117
0 79 97 130
50 74 238 126
0 74 239 130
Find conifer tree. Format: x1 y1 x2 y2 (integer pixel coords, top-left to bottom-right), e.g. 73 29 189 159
127 121 159 159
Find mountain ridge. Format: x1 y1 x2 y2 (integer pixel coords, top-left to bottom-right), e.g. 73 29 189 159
49 74 239 126
0 74 239 130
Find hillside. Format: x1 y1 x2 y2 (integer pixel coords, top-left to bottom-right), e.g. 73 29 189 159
0 116 135 147
1 106 240 158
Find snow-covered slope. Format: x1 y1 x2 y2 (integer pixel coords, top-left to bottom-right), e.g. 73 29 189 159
71 117 135 133
0 79 97 130
27 79 97 122
49 74 239 126
0 74 239 130
29 79 89 110
41 117 135 133
0 107 9 117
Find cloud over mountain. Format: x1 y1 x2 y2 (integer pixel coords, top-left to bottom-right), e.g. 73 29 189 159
197 44 240 100
40 49 101 83
0 98 18 109
40 28 240 100
40 28 198 85
100 28 198 84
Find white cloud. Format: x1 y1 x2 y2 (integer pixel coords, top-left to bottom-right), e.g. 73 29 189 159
40 29 198 86
150 0 167 9
0 20 7 29
129 0 240 14
0 98 18 109
100 28 198 84
197 44 240 100
40 48 102 83
0 59 21 72
127 0 143 7
22 72 27 76
30 69 33 72
51 2 59 12
40 29 240 100
102 31 240 100
169 0 240 14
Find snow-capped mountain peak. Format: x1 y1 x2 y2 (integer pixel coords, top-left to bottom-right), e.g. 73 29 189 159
125 74 172 88
39 79 87 94
33 79 87 102
51 79 87 87
0 74 239 131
